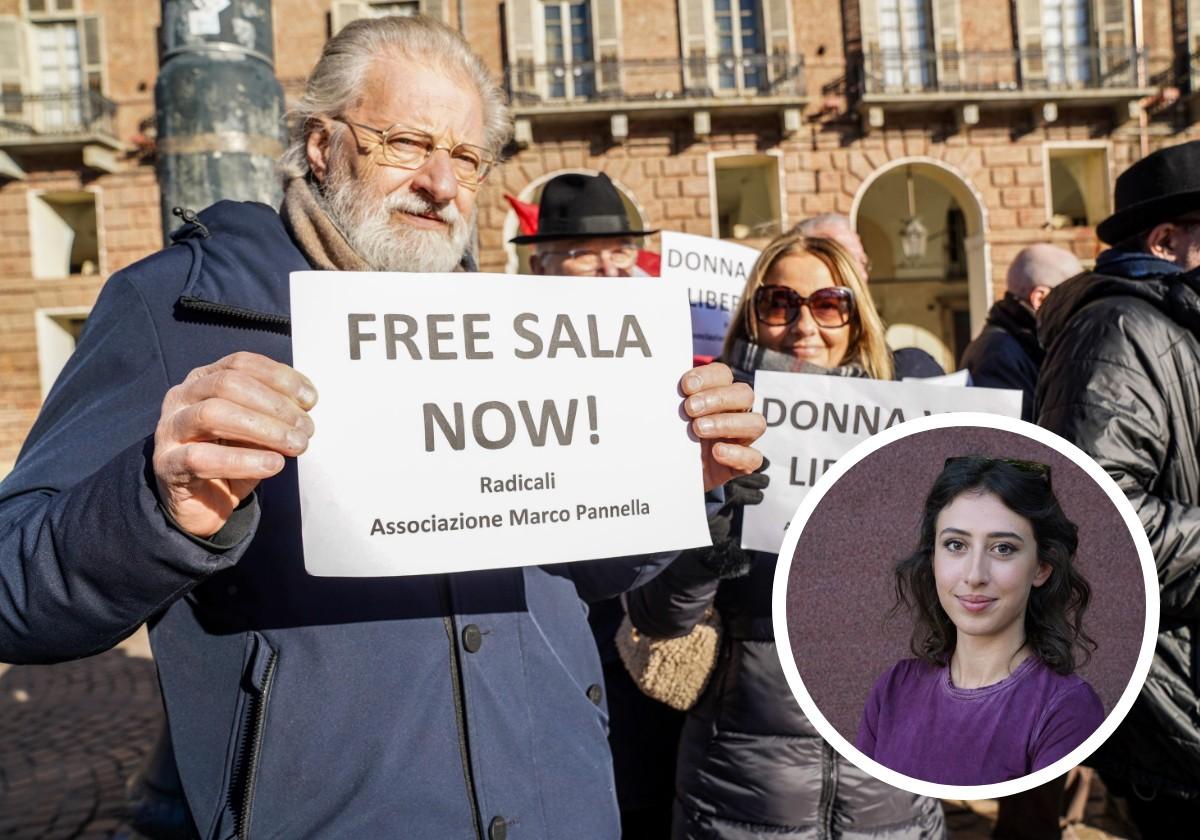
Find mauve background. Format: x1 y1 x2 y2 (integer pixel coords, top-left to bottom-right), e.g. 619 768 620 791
784 426 1146 745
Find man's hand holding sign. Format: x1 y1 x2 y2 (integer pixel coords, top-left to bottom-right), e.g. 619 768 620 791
153 352 318 539
683 364 764 491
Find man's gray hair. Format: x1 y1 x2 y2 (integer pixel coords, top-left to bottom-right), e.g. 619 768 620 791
1006 244 1083 300
279 15 511 181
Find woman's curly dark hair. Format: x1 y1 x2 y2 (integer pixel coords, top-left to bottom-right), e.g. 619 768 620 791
893 455 1096 675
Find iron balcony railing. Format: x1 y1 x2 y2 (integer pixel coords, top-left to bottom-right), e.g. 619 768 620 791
860 46 1147 97
0 88 118 143
505 53 805 107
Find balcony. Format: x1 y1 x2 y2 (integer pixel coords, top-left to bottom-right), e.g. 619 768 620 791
857 47 1153 130
504 54 807 143
0 88 123 177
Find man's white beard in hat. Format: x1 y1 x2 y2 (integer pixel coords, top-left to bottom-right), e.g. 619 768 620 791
321 161 471 273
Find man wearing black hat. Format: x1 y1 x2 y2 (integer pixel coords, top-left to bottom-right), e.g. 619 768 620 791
516 171 682 837
1037 141 1200 831
513 171 656 277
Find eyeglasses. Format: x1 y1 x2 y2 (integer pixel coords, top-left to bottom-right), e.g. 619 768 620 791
753 285 854 329
334 118 495 187
944 456 1053 488
540 245 639 272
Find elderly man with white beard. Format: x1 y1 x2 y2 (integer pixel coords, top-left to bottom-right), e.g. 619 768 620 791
0 16 765 838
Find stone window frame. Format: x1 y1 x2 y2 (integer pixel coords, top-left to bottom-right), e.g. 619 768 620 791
35 304 91 399
706 148 787 242
26 184 105 280
1040 140 1111 230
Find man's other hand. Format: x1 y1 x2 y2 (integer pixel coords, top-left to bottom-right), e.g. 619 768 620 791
680 363 765 492
152 352 318 538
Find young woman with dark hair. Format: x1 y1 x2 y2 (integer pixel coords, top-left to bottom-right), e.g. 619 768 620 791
857 456 1103 785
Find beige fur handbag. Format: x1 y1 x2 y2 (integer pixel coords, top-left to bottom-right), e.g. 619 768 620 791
615 608 722 711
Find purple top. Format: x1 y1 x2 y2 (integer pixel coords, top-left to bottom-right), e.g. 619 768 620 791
856 656 1105 785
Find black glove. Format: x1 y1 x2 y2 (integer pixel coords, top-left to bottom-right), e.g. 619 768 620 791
698 458 770 579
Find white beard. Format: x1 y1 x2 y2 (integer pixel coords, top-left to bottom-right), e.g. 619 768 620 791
320 164 472 273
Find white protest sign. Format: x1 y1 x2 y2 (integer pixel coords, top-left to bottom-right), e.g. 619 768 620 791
742 372 1023 553
290 272 711 577
660 231 759 360
909 369 969 386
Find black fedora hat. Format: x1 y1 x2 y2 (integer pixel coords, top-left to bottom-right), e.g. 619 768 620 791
510 172 657 244
1096 141 1200 245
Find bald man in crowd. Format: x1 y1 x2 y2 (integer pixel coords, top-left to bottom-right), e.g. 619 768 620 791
794 213 871 278
960 243 1082 420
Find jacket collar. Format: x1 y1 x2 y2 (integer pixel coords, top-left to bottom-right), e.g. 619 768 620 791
174 200 312 326
1094 248 1183 280
1038 264 1200 350
987 293 1043 364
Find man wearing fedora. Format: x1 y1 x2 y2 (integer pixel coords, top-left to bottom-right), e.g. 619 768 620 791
515 171 682 837
513 171 656 277
1037 140 1200 830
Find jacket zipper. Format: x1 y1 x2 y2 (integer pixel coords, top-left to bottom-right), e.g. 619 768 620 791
817 740 837 840
442 578 485 840
178 297 292 331
237 650 278 840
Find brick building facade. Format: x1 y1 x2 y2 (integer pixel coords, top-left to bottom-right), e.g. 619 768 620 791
1 0 1198 473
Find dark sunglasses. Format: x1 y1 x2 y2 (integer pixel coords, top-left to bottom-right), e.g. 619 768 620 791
944 456 1052 488
753 285 854 329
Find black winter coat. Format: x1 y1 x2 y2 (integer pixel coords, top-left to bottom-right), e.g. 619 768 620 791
627 345 945 840
959 294 1042 421
1037 266 1200 797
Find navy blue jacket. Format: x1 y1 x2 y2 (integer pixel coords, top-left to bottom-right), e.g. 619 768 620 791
0 201 674 839
959 294 1042 421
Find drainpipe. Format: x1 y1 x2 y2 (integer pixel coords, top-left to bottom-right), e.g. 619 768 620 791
155 0 286 243
1132 0 1149 158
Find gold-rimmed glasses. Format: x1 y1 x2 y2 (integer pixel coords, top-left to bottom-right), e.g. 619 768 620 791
539 245 640 272
334 117 494 187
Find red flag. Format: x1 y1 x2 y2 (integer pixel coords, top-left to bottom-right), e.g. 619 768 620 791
505 193 539 236
636 249 660 276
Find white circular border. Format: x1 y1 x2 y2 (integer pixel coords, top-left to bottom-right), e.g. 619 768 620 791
769 411 1159 801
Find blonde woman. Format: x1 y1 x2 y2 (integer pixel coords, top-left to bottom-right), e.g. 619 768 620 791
721 231 894 379
626 232 945 838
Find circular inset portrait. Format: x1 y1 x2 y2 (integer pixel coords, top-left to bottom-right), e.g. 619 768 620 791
771 414 1156 799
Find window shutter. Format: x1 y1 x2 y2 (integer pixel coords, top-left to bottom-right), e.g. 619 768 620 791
1094 0 1131 83
506 0 536 99
858 0 880 90
592 0 621 93
678 0 709 92
0 17 24 118
761 0 793 57
931 0 960 89
1016 0 1044 85
331 2 370 35
79 16 103 92
1189 0 1200 91
421 0 447 22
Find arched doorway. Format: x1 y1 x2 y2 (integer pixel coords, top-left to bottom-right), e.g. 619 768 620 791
502 169 649 274
851 158 991 373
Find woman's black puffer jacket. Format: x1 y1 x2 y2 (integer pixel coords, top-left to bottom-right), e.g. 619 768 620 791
626 342 945 840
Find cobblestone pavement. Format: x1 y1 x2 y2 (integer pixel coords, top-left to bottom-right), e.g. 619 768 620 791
0 629 159 840
0 630 1140 839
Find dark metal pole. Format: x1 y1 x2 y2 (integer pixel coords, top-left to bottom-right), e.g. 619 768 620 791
155 0 285 243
